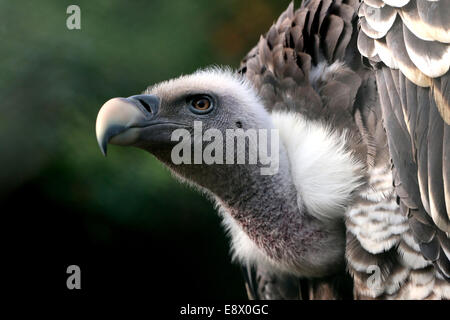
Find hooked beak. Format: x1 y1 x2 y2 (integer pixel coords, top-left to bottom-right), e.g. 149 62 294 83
95 94 160 156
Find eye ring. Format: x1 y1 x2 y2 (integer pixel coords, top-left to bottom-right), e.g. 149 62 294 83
189 95 214 114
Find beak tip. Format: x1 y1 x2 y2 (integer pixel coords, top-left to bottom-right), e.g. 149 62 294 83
98 138 108 157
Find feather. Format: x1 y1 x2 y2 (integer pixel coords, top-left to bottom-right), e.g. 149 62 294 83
399 0 450 42
258 36 274 74
385 20 432 86
293 9 308 32
364 0 386 9
383 0 411 7
409 217 436 244
266 25 282 50
416 0 450 43
362 3 397 35
402 24 450 78
432 76 450 125
361 16 388 39
444 123 450 217
414 84 431 214
358 28 376 58
427 95 449 231
436 247 450 277
276 1 295 32
306 0 322 36
334 19 353 61
333 3 355 22
419 235 440 261
318 0 334 29
321 14 344 62
438 232 450 261
374 39 398 68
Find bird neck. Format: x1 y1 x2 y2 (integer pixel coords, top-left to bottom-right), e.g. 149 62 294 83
159 137 346 277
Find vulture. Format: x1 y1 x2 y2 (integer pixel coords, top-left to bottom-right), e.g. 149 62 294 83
95 0 450 299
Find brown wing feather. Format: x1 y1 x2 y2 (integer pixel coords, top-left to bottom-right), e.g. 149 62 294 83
359 0 450 281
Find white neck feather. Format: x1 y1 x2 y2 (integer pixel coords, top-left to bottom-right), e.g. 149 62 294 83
271 111 364 222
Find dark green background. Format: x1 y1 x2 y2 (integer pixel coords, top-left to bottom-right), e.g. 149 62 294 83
1 0 291 298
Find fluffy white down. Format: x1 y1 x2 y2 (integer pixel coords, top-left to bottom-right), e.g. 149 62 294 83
271 111 364 222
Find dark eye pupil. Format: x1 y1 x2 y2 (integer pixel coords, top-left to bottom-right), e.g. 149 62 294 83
194 98 209 110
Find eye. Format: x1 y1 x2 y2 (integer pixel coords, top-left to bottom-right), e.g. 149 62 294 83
192 97 210 110
189 95 213 114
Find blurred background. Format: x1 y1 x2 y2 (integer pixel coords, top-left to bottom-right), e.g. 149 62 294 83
1 0 291 299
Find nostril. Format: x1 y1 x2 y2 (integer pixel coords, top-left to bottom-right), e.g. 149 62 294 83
137 98 152 113
129 94 160 115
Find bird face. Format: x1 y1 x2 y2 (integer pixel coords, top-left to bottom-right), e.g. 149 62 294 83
96 68 270 161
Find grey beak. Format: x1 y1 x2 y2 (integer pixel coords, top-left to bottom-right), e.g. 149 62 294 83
95 95 159 156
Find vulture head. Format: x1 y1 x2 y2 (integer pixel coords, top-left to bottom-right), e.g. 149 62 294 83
96 69 277 187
